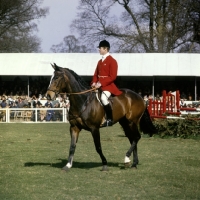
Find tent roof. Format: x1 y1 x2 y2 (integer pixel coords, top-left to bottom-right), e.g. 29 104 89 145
0 53 199 76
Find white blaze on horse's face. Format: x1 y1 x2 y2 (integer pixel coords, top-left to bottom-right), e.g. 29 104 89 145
47 73 57 100
48 73 54 88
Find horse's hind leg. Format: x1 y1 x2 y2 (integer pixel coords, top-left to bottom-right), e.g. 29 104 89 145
125 125 141 168
119 118 141 169
91 128 108 171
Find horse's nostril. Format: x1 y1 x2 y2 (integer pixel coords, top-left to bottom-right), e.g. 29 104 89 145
47 94 51 100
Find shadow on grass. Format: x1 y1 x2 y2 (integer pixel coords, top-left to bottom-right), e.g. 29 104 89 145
24 159 122 169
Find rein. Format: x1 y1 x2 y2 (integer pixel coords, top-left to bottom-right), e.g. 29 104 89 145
48 71 97 95
59 87 96 95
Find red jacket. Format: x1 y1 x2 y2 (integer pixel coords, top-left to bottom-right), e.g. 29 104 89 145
91 55 122 96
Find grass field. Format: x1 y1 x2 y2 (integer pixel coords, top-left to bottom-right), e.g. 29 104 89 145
0 123 200 200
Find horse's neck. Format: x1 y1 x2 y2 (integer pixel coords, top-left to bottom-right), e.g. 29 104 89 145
67 82 90 112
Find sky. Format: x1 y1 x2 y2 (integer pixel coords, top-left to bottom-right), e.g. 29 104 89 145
36 1 79 53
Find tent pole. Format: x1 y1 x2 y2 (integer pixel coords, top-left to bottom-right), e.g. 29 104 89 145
28 77 29 97
195 77 197 101
152 76 155 99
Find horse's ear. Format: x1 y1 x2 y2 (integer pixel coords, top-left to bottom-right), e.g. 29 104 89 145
51 63 59 71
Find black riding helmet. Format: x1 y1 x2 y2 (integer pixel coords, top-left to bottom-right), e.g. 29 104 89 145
97 40 110 48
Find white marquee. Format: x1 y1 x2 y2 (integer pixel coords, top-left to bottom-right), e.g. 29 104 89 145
0 53 199 76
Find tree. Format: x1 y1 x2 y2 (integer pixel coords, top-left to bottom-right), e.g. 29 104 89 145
189 0 200 43
70 0 200 53
0 0 49 52
50 35 91 53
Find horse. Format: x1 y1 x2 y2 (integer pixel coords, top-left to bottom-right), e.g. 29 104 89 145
46 63 157 171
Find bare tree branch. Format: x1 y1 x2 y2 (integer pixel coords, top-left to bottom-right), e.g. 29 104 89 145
70 0 200 53
0 0 49 52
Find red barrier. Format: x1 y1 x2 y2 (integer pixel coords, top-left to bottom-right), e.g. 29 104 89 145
180 107 197 111
148 90 180 118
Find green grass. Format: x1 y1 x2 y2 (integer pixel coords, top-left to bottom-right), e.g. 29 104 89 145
0 123 200 200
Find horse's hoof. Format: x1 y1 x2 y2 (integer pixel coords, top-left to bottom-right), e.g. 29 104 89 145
124 162 131 168
101 165 109 172
131 166 137 170
62 166 70 172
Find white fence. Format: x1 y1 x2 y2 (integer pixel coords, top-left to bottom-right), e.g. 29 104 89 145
0 108 68 123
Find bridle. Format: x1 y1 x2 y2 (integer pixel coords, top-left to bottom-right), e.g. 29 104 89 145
47 72 98 126
47 72 96 96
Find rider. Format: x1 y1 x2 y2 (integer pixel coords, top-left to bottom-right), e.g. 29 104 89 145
91 40 122 127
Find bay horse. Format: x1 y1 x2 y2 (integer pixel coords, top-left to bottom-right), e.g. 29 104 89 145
46 63 157 171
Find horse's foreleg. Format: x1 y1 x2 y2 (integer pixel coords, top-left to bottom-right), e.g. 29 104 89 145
91 129 108 171
62 125 80 172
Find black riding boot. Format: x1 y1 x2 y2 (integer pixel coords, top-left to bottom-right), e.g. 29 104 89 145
101 103 113 127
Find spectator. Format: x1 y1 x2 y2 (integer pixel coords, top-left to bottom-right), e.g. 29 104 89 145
31 101 41 121
60 101 66 108
143 95 149 105
52 102 62 121
148 94 154 100
0 96 7 108
56 94 62 103
46 104 54 121
0 105 6 121
65 97 70 110
10 101 18 108
39 105 47 122
45 99 53 108
16 97 28 108
180 99 186 107
31 95 41 108
188 95 192 101
38 94 42 101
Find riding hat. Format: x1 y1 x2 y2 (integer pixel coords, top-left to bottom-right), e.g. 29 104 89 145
97 40 110 48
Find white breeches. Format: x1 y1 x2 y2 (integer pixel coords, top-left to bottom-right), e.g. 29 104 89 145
101 91 111 105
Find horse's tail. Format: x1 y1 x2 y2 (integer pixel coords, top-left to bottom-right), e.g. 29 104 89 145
139 108 157 137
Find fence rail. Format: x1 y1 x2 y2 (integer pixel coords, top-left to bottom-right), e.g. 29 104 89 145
0 108 68 123
148 90 200 119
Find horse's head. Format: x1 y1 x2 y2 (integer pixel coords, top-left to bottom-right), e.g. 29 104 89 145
46 63 67 100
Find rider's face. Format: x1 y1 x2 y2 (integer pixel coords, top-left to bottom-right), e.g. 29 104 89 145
99 47 108 55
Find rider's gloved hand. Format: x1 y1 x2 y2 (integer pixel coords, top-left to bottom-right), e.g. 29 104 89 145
95 82 101 88
91 82 96 88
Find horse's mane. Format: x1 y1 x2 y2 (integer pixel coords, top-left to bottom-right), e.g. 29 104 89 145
65 68 90 89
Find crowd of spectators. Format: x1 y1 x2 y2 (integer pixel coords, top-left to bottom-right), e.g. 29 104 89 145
0 77 71 122
0 77 70 106
0 94 70 108
0 76 199 122
0 93 70 122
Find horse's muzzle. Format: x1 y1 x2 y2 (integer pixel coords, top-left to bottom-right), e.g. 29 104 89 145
46 90 56 100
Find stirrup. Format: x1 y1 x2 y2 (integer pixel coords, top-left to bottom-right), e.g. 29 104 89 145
101 119 113 127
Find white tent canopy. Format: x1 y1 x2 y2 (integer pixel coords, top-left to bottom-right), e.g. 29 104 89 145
0 53 199 76
0 53 199 100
